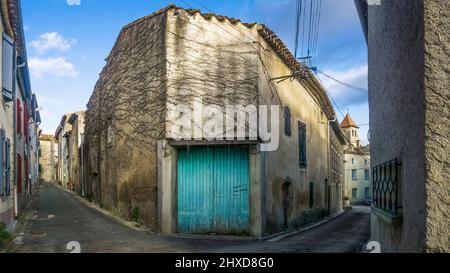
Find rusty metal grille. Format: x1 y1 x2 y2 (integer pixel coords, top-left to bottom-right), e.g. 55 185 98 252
372 159 402 215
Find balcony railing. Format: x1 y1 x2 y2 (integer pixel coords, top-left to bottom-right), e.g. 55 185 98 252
372 159 402 215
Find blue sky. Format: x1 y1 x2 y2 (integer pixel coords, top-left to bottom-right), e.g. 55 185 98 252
22 0 369 142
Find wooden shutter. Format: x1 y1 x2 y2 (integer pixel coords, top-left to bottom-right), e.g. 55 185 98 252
284 106 291 136
17 154 22 193
2 33 15 101
23 102 28 139
17 99 22 135
298 122 307 167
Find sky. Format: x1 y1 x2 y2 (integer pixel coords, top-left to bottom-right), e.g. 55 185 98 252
22 0 369 143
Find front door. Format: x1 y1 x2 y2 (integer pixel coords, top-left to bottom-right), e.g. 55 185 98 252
177 146 249 234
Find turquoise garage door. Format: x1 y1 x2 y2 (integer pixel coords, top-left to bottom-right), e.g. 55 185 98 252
178 146 249 234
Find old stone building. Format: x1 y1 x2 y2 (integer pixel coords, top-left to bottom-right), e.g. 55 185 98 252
355 0 449 252
38 134 57 183
55 111 84 193
84 5 344 238
329 120 346 215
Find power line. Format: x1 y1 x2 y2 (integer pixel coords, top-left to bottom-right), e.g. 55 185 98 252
316 69 368 93
294 0 303 58
315 72 345 118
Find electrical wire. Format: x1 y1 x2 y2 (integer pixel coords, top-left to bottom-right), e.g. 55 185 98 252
317 69 368 93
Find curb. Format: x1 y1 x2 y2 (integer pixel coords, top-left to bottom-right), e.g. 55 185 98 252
264 210 347 242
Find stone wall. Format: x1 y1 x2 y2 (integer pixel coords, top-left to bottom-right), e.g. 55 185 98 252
84 12 167 230
165 9 259 138
39 138 55 182
423 0 450 253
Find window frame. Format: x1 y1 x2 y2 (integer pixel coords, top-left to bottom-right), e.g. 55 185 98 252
284 105 292 137
298 121 307 168
2 33 15 102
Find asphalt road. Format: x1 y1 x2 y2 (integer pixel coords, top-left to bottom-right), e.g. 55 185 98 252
7 182 370 253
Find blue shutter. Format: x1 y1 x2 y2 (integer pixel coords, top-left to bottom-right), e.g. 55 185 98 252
2 33 15 102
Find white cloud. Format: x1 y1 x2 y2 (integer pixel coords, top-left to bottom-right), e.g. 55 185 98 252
29 57 78 80
319 65 368 104
67 0 81 6
30 32 75 54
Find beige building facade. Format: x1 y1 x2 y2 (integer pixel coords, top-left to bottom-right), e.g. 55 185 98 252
38 134 57 183
55 111 85 193
341 114 371 204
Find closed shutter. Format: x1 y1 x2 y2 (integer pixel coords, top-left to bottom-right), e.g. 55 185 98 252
24 103 28 139
2 33 15 101
17 99 22 135
298 122 307 167
17 154 22 193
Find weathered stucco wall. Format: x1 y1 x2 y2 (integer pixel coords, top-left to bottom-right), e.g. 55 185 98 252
39 138 55 182
165 9 259 138
344 152 370 204
369 0 449 253
258 36 330 235
423 0 450 253
368 0 427 252
84 12 167 230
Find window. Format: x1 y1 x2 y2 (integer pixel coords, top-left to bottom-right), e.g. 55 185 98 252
352 188 357 199
352 169 357 180
309 181 314 208
352 158 354 164
284 106 291 136
365 169 370 180
365 159 368 165
365 187 370 199
298 122 307 167
23 102 28 138
16 98 22 135
2 33 14 101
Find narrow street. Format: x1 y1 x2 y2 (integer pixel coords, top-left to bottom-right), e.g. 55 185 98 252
7 183 370 253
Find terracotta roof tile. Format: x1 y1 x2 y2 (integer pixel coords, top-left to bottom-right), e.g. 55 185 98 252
120 4 336 120
340 114 359 128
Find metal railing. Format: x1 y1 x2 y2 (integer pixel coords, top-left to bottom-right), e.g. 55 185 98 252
372 159 402 215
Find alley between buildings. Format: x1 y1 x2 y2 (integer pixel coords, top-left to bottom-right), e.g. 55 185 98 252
6 183 370 253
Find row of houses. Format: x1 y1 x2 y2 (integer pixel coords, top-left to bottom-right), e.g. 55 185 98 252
0 0 41 230
42 5 351 238
39 112 85 195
